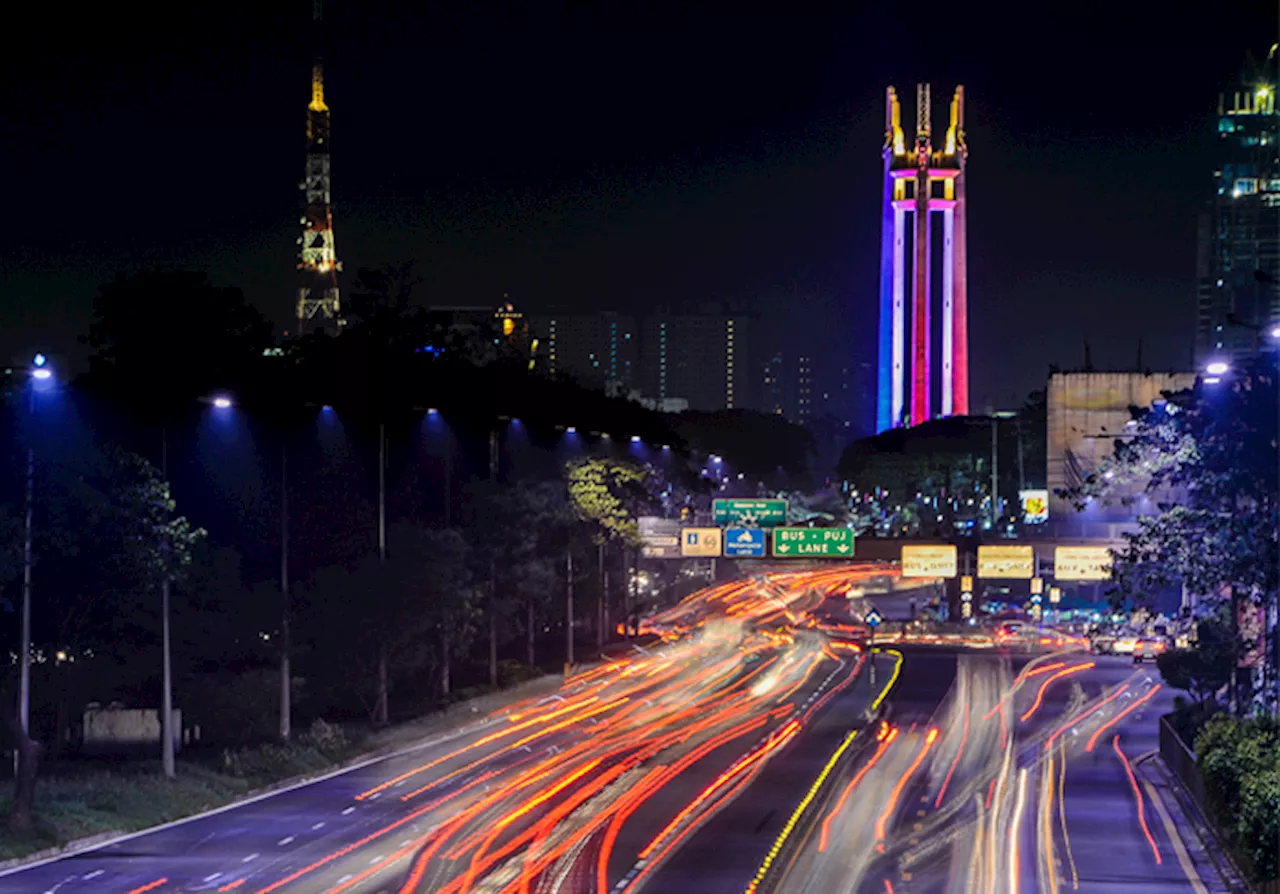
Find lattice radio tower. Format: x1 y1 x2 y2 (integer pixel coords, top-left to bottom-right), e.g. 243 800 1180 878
296 0 343 334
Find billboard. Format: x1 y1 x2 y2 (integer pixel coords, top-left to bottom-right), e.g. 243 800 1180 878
1054 546 1112 581
901 545 957 578
680 528 723 558
638 517 681 559
1020 490 1049 524
977 545 1035 579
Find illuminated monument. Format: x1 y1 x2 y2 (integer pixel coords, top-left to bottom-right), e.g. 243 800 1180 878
296 0 343 334
875 84 969 432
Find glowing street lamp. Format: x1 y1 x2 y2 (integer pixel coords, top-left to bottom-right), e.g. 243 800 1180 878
1206 361 1230 376
212 395 234 409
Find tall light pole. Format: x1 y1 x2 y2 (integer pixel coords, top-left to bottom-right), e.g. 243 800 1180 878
18 356 52 756
376 421 388 726
279 444 291 742
160 421 175 778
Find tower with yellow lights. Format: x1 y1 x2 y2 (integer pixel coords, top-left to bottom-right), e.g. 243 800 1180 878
296 0 343 334
875 84 969 432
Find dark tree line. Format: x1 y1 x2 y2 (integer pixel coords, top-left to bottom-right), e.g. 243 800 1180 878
0 267 820 825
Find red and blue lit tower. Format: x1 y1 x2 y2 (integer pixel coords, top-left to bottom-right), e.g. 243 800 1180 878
875 84 969 431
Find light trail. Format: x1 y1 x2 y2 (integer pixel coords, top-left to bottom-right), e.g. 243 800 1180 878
1020 662 1095 723
874 728 939 852
1085 685 1162 752
1113 735 1162 865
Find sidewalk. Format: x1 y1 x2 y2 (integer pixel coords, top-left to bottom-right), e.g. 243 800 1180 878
1135 753 1253 894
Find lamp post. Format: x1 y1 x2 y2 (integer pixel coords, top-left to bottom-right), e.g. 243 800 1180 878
18 356 52 754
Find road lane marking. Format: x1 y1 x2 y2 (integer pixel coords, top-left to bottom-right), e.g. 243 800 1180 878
81 871 104 880
369 854 384 865
312 822 326 830
203 873 222 882
278 836 295 846
342 807 356 815
1142 778 1208 894
242 853 259 863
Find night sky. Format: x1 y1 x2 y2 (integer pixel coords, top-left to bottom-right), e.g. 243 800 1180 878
2 1 1277 412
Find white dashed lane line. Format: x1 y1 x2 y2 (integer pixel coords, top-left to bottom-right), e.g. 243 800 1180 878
342 807 356 815
81 871 104 881
243 853 260 863
312 821 326 830
369 854 384 865
203 873 221 882
278 836 295 846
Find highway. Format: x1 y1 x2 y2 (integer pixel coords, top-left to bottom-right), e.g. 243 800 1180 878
0 565 1228 894
760 645 1226 894
0 565 893 894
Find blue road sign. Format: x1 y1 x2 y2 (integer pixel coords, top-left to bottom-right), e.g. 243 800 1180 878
865 609 883 628
724 527 766 558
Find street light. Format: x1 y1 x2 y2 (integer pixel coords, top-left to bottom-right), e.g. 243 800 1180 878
17 356 55 767
1206 361 1230 376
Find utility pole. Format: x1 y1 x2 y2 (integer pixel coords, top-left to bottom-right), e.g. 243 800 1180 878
489 428 499 687
566 551 575 667
597 540 606 648
17 383 35 762
160 428 175 779
990 415 999 529
279 445 291 742
376 423 388 726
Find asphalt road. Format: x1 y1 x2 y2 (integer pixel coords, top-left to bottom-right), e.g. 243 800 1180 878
0 568 884 894
767 646 1233 894
0 566 1232 894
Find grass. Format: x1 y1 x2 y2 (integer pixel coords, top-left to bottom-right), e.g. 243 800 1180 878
0 722 362 862
0 670 568 865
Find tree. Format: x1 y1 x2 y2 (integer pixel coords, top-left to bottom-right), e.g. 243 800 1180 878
466 479 576 671
1063 364 1277 713
304 523 476 722
1155 614 1234 705
80 271 275 421
565 457 655 646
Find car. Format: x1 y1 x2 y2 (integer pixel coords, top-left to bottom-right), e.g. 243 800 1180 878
1133 637 1166 663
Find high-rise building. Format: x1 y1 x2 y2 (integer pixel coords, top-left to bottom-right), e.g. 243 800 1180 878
528 311 639 394
639 309 753 411
295 1 343 334
875 84 970 432
1195 46 1279 369
795 355 813 425
763 352 785 416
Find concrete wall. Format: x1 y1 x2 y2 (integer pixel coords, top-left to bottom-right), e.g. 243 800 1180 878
1046 372 1196 520
83 708 182 754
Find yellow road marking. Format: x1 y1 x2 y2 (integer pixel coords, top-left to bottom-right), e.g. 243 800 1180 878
1141 778 1208 894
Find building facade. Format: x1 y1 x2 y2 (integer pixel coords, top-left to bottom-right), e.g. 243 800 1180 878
1046 372 1196 521
1195 47 1279 369
638 309 753 412
527 311 639 394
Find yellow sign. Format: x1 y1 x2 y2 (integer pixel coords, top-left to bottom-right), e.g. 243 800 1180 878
901 545 958 578
680 528 723 557
977 545 1035 579
1054 546 1112 581
1049 587 1062 604
1031 577 1043 595
960 575 974 593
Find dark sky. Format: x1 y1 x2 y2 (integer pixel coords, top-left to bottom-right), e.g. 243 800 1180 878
2 1 1277 411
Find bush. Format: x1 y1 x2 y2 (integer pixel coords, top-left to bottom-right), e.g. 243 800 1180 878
219 719 355 783
1195 713 1280 882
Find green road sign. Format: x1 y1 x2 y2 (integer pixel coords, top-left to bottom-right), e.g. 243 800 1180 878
771 527 854 558
713 499 788 527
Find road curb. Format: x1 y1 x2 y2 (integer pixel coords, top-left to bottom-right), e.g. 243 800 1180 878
1136 754 1253 894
